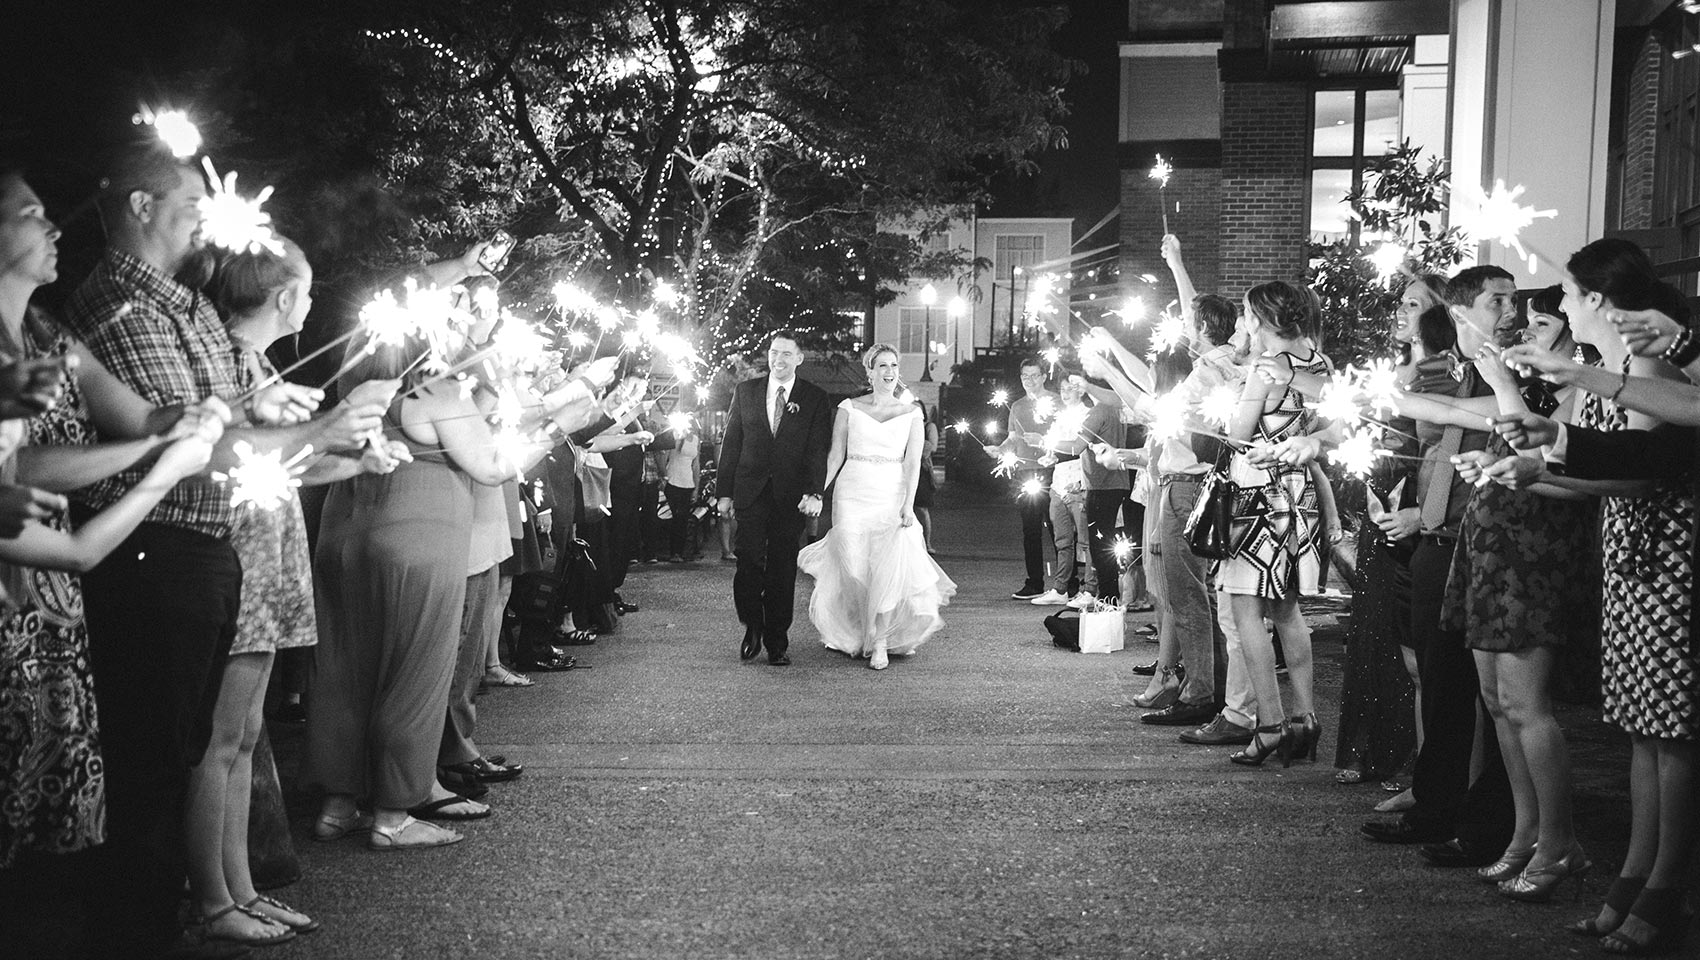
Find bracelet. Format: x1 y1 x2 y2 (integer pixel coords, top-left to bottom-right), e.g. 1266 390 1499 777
1664 326 1700 368
1608 368 1630 405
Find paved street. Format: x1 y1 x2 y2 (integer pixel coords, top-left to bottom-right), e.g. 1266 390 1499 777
271 484 1631 960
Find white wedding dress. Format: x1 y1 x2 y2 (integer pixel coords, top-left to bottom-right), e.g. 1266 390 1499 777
798 400 957 658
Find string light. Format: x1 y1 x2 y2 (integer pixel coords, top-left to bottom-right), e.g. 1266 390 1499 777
137 107 201 158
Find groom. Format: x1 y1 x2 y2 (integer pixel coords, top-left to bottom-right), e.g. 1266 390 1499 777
717 332 833 665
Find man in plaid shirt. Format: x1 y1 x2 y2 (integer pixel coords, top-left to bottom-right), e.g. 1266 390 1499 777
61 144 393 959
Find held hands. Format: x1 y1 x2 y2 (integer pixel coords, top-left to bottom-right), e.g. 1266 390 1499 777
1500 344 1582 385
1492 412 1560 451
1479 454 1546 489
1374 506 1421 542
1612 308 1684 358
1246 436 1320 467
799 494 822 518
359 436 412 475
0 354 75 420
249 382 323 426
0 484 67 538
1252 354 1295 388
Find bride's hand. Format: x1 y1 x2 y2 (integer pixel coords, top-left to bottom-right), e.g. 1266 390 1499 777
798 494 822 517
899 506 915 527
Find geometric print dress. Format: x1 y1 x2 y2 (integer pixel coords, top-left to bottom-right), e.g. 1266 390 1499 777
1575 381 1699 740
1219 348 1332 601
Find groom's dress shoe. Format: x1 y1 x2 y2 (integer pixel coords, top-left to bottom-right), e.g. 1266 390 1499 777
739 626 762 661
768 653 791 666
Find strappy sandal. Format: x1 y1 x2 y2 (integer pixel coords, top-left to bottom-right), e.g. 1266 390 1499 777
368 816 464 851
243 894 321 934
482 665 535 688
190 902 297 947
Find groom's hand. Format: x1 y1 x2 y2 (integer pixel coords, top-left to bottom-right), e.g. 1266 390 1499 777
798 494 822 517
716 497 735 521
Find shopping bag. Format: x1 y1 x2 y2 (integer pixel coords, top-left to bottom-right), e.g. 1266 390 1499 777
1078 607 1125 653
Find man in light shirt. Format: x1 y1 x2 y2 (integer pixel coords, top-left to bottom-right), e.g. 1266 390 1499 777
984 357 1058 600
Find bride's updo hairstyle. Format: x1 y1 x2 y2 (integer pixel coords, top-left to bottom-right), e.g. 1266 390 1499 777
862 342 915 400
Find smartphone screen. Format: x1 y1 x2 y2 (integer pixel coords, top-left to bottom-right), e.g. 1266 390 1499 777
479 231 515 273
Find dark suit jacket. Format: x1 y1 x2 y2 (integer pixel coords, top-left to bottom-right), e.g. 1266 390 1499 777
718 375 832 508
1561 422 1696 482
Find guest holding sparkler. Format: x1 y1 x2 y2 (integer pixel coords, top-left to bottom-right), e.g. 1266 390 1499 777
1220 281 1332 767
1029 373 1093 606
0 166 229 958
983 357 1057 600
306 256 609 854
60 144 392 958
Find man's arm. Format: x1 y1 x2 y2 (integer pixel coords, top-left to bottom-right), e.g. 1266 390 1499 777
717 384 744 505
803 390 832 498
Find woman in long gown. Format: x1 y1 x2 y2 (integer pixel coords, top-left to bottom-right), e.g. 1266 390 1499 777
799 343 955 670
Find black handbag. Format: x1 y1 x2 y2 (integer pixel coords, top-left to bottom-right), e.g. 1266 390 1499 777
1183 450 1238 560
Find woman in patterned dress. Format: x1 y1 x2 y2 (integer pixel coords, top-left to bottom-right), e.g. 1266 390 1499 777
1223 281 1334 766
0 171 220 917
1497 239 1699 950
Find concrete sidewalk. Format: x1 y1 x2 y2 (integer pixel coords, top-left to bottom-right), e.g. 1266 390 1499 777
269 482 1636 960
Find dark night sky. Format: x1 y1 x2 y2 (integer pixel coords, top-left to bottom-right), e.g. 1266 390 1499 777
988 0 1124 235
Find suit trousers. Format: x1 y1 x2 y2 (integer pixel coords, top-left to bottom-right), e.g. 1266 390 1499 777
74 520 242 958
441 565 501 767
1017 467 1052 589
733 484 808 653
1405 535 1513 846
1084 488 1127 603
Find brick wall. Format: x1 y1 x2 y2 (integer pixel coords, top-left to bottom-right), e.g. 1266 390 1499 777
1218 80 1310 298
1119 166 1221 310
1620 32 1663 231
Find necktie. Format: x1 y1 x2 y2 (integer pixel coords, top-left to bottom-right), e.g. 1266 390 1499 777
772 385 786 435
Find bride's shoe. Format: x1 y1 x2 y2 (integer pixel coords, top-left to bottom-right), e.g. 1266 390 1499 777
869 642 889 670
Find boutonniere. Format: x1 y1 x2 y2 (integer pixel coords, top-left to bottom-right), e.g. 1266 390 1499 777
785 401 799 414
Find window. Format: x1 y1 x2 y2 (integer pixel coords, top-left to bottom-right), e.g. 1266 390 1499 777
920 231 954 254
898 307 931 353
993 234 1044 281
1309 87 1402 242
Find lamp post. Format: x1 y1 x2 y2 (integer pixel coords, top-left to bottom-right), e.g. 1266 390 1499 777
947 295 967 369
918 282 937 381
1007 266 1021 349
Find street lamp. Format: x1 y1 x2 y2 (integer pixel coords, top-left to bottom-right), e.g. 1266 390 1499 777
947 295 967 368
918 282 937 381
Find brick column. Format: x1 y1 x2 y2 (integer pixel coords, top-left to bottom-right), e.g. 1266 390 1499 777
1620 32 1663 231
1218 79 1309 299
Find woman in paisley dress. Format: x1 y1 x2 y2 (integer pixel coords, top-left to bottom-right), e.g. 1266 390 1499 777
798 343 955 670
1223 281 1333 766
0 171 219 893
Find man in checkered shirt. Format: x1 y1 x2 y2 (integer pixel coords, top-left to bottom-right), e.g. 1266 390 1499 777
60 143 394 959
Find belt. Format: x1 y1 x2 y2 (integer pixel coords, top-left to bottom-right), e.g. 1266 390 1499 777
848 454 902 464
1420 532 1457 545
1160 473 1206 484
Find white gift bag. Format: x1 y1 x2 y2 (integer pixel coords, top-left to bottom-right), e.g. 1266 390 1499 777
1078 607 1125 653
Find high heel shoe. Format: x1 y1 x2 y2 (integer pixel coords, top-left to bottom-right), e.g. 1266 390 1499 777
1131 665 1181 710
1287 712 1320 763
1571 876 1648 936
1229 723 1289 767
1601 887 1692 955
1498 846 1592 903
1476 845 1536 883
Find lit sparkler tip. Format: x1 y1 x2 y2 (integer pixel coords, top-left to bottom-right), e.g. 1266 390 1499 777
984 420 1001 437
1359 358 1402 417
665 412 692 434
1152 314 1189 355
1368 241 1408 285
141 108 202 158
1311 370 1364 424
1148 154 1173 189
1148 392 1188 444
196 159 283 256
216 440 310 511
1198 384 1240 431
1033 396 1057 421
1018 477 1045 498
1111 535 1135 564
952 419 972 434
1331 428 1380 480
989 388 1010 407
652 278 679 307
1458 179 1558 262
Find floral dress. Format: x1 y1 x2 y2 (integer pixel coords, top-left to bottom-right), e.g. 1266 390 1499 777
1220 349 1331 600
0 329 104 867
1574 370 1698 739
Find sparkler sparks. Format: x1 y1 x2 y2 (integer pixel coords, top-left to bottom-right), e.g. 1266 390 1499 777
552 282 598 316
984 420 1001 438
1359 358 1402 417
1018 477 1046 499
1457 180 1558 270
1197 383 1240 431
1148 154 1173 190
1147 392 1189 444
196 159 282 256
140 108 202 158
1032 396 1057 422
1368 241 1408 285
1111 535 1136 566
1312 370 1364 424
989 389 1010 408
216 441 313 510
1114 297 1149 327
1151 313 1189 355
653 278 680 307
1331 428 1382 480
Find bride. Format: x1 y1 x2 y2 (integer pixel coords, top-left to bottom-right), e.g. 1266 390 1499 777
799 343 957 670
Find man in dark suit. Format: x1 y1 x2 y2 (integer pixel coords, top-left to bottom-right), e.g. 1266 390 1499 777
716 332 833 665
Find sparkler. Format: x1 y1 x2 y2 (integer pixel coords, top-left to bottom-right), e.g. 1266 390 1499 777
1359 358 1402 417
989 389 1010 408
1197 383 1241 431
1151 313 1189 356
139 107 201 158
489 311 549 371
1146 391 1190 445
1032 396 1057 422
216 441 314 510
1041 346 1062 375
1311 370 1364 424
950 419 985 444
1112 297 1149 328
1330 428 1382 480
196 159 282 256
553 282 599 316
1149 154 1174 233
1368 241 1408 285
1110 535 1136 567
653 278 680 307
983 420 1001 438
991 450 1020 478
1456 180 1558 274
1018 476 1046 499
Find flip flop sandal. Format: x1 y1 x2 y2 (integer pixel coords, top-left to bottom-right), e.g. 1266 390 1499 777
369 816 464 851
191 902 297 946
482 667 535 687
244 895 321 934
407 795 492 821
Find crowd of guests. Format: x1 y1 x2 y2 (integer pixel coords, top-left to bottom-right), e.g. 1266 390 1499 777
991 235 1697 954
0 142 727 959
